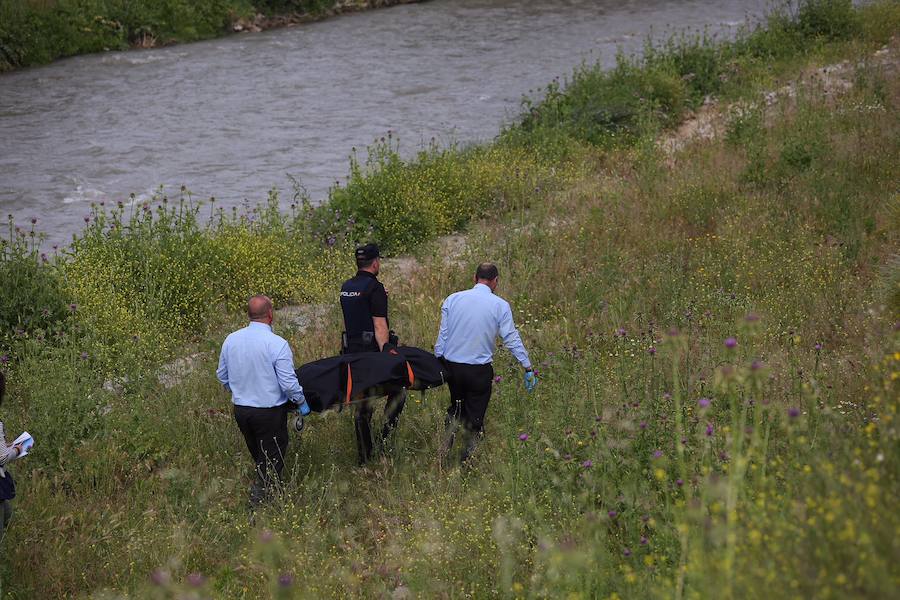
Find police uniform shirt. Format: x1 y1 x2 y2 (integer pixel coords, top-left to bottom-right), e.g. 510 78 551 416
340 270 389 339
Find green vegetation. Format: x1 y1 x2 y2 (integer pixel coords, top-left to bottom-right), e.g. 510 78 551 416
1 1 898 597
0 0 361 72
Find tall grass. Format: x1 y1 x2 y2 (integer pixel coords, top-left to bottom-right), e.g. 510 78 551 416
0 1 898 597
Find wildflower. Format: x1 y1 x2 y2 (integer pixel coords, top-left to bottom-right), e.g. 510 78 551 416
648 346 656 356
641 514 650 522
745 313 759 323
725 337 737 349
698 397 710 408
608 510 617 519
623 548 632 557
582 460 593 469
186 572 205 587
80 352 89 361
494 375 502 383
751 360 763 371
616 327 627 337
640 536 648 545
0 355 8 365
639 421 647 430
706 423 714 437
653 450 663 459
83 216 90 223
30 217 36 225
676 478 684 487
663 392 672 400
150 570 170 586
814 342 823 351
518 433 529 441
667 327 679 336
260 529 274 543
278 573 294 587
69 303 78 313
788 407 800 418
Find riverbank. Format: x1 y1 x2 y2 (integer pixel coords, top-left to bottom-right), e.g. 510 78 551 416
0 0 424 73
1 1 898 597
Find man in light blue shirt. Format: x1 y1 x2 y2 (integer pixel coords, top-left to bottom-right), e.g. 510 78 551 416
435 263 536 463
217 295 309 506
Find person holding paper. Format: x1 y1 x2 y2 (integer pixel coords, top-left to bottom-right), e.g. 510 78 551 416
0 371 25 532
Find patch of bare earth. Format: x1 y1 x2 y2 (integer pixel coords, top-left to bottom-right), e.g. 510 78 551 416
659 39 899 162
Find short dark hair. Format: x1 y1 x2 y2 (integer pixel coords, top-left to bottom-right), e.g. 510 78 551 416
356 257 377 270
475 262 499 281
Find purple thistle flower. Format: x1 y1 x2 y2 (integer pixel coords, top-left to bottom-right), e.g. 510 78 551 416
706 423 714 437
494 375 502 383
582 460 593 469
653 450 663 459
149 569 169 586
30 217 36 225
676 478 684 487
518 433 529 441
0 355 9 365
751 360 763 371
698 397 710 408
648 346 656 356
663 392 672 400
278 573 294 588
724 337 737 349
641 514 650 522
788 407 800 418
259 529 274 543
83 215 90 223
623 548 632 557
814 342 822 351
187 573 205 587
608 510 617 519
615 327 627 337
640 536 648 545
68 303 78 313
639 421 647 430
79 352 89 360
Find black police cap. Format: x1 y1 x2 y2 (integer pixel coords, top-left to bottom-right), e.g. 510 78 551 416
355 243 380 261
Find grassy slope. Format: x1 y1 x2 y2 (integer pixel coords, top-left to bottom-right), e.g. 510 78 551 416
1 4 899 599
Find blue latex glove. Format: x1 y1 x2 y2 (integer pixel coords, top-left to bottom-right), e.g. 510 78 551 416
295 397 311 416
524 370 537 392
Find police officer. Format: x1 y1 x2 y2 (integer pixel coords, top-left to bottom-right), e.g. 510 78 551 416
340 243 406 464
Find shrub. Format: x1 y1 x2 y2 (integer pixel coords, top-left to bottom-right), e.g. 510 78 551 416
0 218 70 356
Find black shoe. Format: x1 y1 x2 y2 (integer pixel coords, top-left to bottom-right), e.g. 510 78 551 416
459 431 483 464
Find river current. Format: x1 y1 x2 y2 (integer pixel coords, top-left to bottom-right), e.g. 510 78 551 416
0 0 771 248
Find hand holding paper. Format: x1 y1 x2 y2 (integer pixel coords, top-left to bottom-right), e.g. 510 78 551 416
12 431 34 458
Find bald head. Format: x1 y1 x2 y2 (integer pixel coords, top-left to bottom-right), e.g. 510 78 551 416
248 295 273 322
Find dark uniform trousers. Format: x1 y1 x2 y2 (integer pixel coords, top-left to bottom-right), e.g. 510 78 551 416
445 361 494 433
233 404 289 501
354 388 406 465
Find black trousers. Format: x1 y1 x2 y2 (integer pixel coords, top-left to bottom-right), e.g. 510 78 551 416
354 389 406 465
233 404 289 494
445 361 494 433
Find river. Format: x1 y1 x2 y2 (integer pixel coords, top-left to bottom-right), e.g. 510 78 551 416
0 0 771 249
